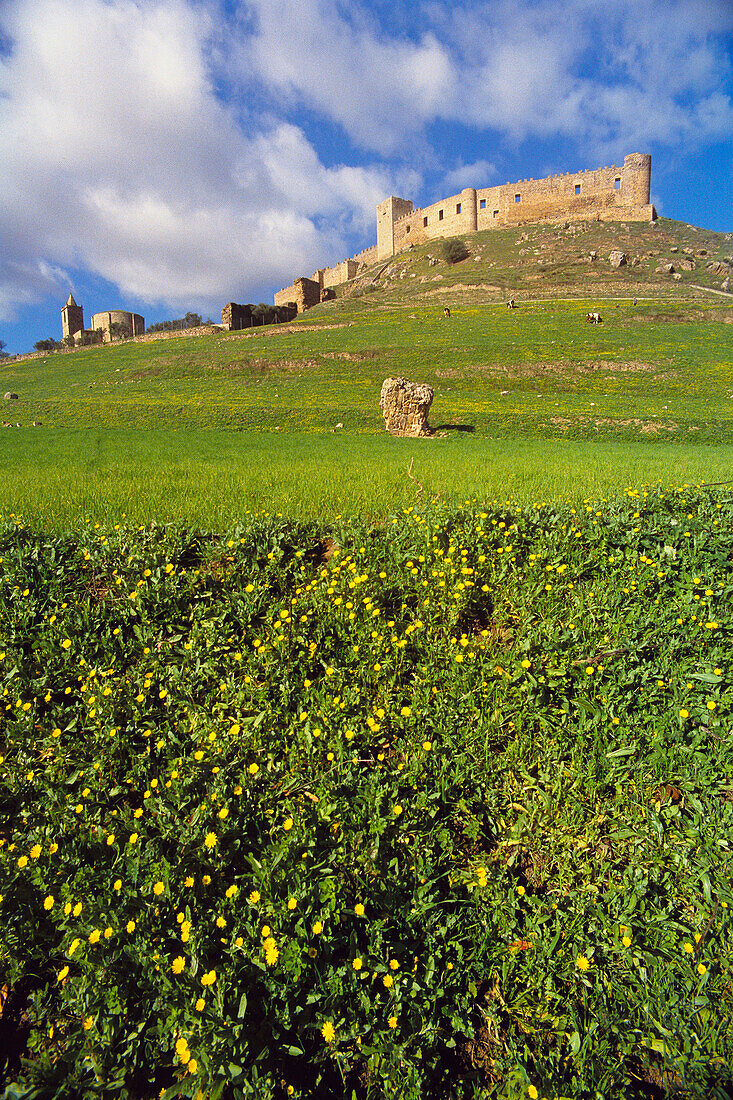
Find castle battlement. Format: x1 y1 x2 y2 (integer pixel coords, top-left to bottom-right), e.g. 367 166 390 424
275 153 654 310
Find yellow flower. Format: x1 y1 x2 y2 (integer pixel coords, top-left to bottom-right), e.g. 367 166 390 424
218 807 228 820
202 875 211 885
113 879 122 891
312 921 323 934
184 876 194 888
400 706 411 717
264 937 279 966
129 833 138 845
225 884 238 898
248 763 259 775
44 895 55 910
195 998 205 1011
73 902 82 917
68 938 81 956
283 818 294 832
171 956 186 974
248 890 261 905
187 1059 197 1074
354 904 365 916
57 966 69 981
352 957 363 970
287 897 297 910
216 916 227 928
175 1036 190 1058
422 741 432 751
576 955 590 971
683 942 694 954
528 1087 539 1100
388 1016 398 1029
201 970 217 986
30 844 42 860
17 856 28 869
261 925 271 937
204 832 217 849
126 920 136 933
382 974 393 988
389 959 399 970
83 1017 93 1031
321 1021 336 1043
517 885 526 897
62 639 71 649
153 881 164 896
88 929 101 944
679 709 689 718
106 834 115 846
521 659 531 669
393 805 403 816
707 701 717 711
697 963 708 975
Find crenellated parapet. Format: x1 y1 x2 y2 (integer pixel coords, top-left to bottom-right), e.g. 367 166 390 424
274 153 654 309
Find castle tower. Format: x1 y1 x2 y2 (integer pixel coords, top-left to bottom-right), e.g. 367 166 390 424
61 293 84 340
376 196 414 260
621 153 652 207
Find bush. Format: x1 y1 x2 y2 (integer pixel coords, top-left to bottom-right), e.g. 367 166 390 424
441 238 470 264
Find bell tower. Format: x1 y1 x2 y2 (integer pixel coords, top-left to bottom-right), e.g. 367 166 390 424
61 293 84 340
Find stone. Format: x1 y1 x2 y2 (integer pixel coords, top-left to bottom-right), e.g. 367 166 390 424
4 392 18 400
609 250 627 268
676 257 695 271
723 279 731 292
656 263 675 274
672 273 682 281
589 250 597 261
379 377 433 437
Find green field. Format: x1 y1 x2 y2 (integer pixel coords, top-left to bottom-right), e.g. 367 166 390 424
1 219 733 1098
1 286 733 526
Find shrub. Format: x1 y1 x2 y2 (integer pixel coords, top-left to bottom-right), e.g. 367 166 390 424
441 238 470 264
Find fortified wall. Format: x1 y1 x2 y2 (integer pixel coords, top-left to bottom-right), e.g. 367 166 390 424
274 153 654 311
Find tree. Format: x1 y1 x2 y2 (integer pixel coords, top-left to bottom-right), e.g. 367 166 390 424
109 321 132 341
184 312 203 328
0 340 8 359
34 337 60 352
441 238 470 264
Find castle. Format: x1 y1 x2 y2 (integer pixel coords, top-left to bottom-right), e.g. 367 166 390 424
274 152 654 312
61 294 144 344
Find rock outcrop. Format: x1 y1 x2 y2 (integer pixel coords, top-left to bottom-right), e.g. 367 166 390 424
379 378 433 437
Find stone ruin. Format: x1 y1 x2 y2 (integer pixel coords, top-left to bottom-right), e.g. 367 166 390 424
379 377 433 437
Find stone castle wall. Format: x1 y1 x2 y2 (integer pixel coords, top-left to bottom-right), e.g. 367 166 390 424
389 154 654 257
274 276 322 313
275 153 654 309
90 309 145 342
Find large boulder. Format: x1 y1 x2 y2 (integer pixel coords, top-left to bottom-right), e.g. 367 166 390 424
4 392 18 400
609 251 627 268
379 377 433 437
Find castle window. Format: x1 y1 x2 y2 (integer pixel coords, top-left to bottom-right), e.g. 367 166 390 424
614 177 621 190
456 203 461 214
439 209 444 221
493 209 499 218
405 225 410 233
480 199 486 209
514 194 521 203
423 216 428 227
574 183 581 195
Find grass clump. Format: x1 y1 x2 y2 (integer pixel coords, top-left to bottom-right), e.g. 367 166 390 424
1 485 732 1098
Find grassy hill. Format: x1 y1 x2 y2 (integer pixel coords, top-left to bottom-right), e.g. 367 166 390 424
0 217 731 526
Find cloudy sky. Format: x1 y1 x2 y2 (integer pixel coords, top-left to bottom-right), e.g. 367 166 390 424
1 0 732 353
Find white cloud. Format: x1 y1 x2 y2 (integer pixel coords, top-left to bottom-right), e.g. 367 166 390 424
237 0 733 156
442 159 498 192
238 0 455 154
0 0 404 318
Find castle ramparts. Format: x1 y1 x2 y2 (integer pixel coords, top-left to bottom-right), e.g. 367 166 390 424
274 153 654 311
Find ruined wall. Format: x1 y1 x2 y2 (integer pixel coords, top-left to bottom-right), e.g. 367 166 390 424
90 310 145 341
322 258 360 289
222 302 253 330
274 276 321 314
390 154 654 255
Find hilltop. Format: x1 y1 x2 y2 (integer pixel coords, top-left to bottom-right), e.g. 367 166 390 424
325 217 732 309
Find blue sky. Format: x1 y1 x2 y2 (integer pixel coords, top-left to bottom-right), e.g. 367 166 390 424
1 0 732 355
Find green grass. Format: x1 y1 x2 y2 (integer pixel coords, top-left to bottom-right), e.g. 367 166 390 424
2 430 733 528
1 488 732 1098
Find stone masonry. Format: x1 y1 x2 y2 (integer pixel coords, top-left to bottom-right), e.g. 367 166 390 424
275 153 655 311
379 378 434 437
